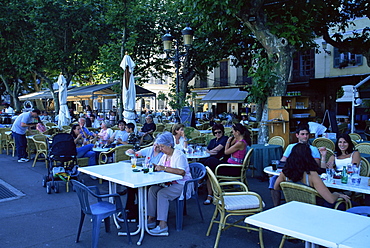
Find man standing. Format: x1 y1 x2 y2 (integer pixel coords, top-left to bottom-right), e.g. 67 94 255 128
270 124 321 206
11 109 40 162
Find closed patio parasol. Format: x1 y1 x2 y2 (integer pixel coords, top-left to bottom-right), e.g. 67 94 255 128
120 54 136 126
57 74 71 128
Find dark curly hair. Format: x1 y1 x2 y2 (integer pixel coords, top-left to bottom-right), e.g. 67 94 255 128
282 143 319 182
334 134 355 156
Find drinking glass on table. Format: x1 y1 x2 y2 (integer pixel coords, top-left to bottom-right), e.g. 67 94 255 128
271 160 280 170
326 168 334 183
131 156 137 169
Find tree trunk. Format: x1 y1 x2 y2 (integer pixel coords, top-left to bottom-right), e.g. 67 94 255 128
35 71 59 114
31 72 45 111
0 75 22 112
243 15 294 144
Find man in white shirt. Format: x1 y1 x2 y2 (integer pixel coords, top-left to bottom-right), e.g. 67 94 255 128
89 114 101 129
110 120 129 145
3 103 15 114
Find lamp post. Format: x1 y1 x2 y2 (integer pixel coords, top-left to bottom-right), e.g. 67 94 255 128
162 25 194 110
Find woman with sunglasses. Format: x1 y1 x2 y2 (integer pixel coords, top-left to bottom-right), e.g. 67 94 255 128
203 124 229 205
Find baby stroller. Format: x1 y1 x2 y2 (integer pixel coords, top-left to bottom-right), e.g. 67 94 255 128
42 133 80 194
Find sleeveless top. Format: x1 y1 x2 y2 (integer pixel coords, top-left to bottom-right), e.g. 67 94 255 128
334 152 353 171
287 173 310 186
227 139 247 164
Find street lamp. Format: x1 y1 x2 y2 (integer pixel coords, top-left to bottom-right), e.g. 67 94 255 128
162 25 194 108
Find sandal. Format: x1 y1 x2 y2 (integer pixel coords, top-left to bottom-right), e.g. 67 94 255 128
203 195 213 205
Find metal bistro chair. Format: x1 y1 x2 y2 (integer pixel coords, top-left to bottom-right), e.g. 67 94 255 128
31 134 48 168
268 136 285 150
312 137 335 151
349 133 362 141
355 143 370 155
279 181 351 248
72 180 131 248
215 148 254 187
205 166 265 248
175 162 206 231
360 157 370 177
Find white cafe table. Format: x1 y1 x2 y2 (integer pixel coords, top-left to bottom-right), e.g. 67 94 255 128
263 166 281 176
245 201 370 248
78 162 182 245
264 166 370 195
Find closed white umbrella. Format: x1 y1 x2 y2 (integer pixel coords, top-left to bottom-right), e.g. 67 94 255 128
57 74 71 128
120 54 136 126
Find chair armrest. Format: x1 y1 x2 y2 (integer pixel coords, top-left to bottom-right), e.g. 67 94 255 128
99 150 114 164
215 163 242 176
335 197 352 210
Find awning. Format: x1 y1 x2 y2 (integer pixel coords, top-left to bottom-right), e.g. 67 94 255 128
201 88 248 103
18 83 156 101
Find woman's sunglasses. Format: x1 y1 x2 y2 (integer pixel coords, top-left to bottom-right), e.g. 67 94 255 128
213 131 222 135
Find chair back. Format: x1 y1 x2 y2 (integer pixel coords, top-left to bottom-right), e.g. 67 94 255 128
355 143 370 154
156 124 165 132
241 148 254 185
189 162 206 182
312 137 335 151
360 157 370 177
72 180 94 215
280 181 320 205
268 136 285 148
349 133 362 141
206 167 223 204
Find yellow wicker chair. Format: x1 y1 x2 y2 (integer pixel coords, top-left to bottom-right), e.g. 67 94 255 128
156 123 165 132
349 133 362 141
279 181 352 248
355 143 370 154
0 128 11 154
31 134 48 167
188 136 206 145
312 137 335 151
44 122 56 128
268 136 285 148
360 157 370 177
205 166 264 248
99 145 133 164
223 127 232 136
215 148 254 187
5 132 16 157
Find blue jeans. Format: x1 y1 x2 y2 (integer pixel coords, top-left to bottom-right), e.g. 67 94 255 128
12 132 28 160
77 144 96 166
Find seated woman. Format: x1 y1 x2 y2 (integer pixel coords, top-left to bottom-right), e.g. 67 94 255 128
127 142 164 165
97 122 113 146
70 124 96 166
319 133 361 171
202 123 229 205
203 123 250 205
147 132 192 234
172 123 188 152
274 143 350 207
222 123 251 174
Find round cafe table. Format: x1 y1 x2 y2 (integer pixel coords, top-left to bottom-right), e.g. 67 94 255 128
251 144 283 177
263 166 281 176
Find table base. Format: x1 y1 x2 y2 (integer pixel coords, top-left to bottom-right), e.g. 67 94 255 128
109 182 168 245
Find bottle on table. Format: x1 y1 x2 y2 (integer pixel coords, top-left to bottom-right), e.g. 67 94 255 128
341 165 348 184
